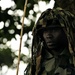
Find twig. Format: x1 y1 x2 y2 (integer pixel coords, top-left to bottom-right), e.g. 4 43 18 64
16 0 28 75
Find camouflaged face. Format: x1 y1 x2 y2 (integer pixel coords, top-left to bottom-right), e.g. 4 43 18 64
26 7 75 75
32 7 75 54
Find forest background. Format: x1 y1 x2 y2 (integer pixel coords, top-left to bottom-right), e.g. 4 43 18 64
0 0 75 75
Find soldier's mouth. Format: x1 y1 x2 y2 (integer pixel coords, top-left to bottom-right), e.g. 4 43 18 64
47 42 55 46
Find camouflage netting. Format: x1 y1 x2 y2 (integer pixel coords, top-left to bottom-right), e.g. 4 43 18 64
32 7 75 55
25 7 75 75
31 7 75 74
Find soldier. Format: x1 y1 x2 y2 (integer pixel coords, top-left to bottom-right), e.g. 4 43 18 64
24 7 75 75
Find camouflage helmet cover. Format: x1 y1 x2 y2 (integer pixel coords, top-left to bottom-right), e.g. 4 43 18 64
32 7 75 55
31 8 75 75
33 7 75 34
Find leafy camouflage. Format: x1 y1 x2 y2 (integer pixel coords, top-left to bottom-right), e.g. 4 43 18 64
33 7 75 56
25 7 75 75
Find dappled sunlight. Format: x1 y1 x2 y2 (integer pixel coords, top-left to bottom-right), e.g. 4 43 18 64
34 0 55 23
0 0 55 75
38 0 55 12
0 44 8 49
0 0 16 10
47 0 55 9
3 38 7 43
8 9 23 17
28 31 33 39
13 57 18 64
35 13 41 23
33 4 39 12
2 65 8 74
8 10 14 15
21 47 29 56
6 68 16 75
28 15 35 20
0 21 4 29
10 38 20 51
22 33 28 42
14 22 22 30
38 1 47 12
20 17 31 26
6 41 11 47
14 10 24 17
6 33 31 56
19 61 28 75
29 10 34 15
8 29 15 34
5 20 10 27
16 24 22 30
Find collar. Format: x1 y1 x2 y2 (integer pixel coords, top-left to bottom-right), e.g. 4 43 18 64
44 48 70 60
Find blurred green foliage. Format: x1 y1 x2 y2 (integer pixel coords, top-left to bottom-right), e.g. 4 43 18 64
0 0 50 68
0 48 14 67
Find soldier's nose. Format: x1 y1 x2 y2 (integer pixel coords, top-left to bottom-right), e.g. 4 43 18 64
46 32 53 38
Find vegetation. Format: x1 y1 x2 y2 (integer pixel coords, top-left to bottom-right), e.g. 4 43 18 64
0 0 75 74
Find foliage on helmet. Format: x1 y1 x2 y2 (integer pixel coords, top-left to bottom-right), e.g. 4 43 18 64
30 7 75 75
32 7 75 55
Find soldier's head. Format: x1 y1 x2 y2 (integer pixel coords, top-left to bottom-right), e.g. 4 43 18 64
32 7 75 54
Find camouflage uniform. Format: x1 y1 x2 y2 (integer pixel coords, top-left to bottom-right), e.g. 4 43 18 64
24 7 75 75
